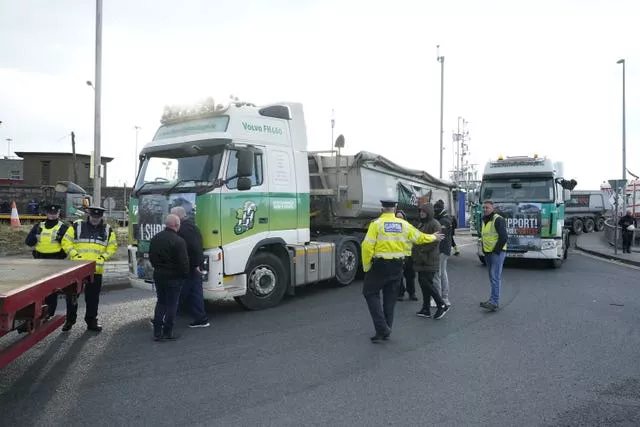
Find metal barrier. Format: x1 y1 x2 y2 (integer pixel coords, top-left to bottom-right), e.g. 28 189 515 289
604 218 638 249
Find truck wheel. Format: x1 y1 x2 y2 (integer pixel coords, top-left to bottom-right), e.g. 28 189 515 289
335 240 359 286
236 252 288 310
595 217 605 231
583 218 595 233
572 218 583 235
551 259 563 268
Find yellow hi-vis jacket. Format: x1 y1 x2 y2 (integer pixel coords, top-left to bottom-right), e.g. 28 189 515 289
481 213 508 253
62 220 118 275
35 221 66 254
361 212 437 272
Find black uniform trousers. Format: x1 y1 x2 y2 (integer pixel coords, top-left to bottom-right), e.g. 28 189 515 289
398 256 416 297
362 258 404 335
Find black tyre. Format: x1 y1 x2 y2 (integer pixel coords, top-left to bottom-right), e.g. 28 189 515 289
583 218 595 233
572 218 583 235
595 217 605 232
335 240 359 286
236 252 288 310
551 258 563 268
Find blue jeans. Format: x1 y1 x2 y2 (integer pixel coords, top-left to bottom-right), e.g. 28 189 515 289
179 269 208 323
153 278 184 337
485 252 506 305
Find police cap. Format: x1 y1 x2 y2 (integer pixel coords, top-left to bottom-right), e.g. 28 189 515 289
43 204 61 214
87 206 106 217
380 199 397 208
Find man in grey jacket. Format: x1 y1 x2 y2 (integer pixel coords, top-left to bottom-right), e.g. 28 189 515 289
433 199 453 307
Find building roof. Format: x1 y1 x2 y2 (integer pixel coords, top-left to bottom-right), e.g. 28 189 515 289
14 151 114 163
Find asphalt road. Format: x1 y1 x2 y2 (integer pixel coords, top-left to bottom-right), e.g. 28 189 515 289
2 242 640 426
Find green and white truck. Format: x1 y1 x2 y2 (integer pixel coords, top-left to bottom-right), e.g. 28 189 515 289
474 154 576 268
128 99 454 309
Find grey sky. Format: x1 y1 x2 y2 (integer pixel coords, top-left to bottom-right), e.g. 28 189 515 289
0 0 637 188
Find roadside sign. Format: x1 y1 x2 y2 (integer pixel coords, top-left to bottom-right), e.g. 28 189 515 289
103 197 116 210
608 179 627 191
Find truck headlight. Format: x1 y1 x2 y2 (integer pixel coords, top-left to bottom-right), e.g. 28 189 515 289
201 255 209 282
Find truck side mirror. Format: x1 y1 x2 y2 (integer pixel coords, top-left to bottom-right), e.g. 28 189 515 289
237 177 252 191
237 150 253 178
563 189 571 201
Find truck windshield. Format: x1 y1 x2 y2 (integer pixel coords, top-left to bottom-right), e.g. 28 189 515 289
135 150 223 194
480 178 554 203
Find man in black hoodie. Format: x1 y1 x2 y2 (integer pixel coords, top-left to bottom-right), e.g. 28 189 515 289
618 210 637 253
171 206 210 328
480 200 508 312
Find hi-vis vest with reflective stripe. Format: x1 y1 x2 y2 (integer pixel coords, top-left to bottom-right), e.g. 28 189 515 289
35 221 64 254
481 213 507 252
361 212 437 272
62 220 118 274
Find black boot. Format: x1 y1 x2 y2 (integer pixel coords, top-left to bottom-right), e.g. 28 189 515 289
161 327 180 340
86 319 103 332
62 320 75 332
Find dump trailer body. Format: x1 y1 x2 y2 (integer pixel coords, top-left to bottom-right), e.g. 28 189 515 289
309 150 456 231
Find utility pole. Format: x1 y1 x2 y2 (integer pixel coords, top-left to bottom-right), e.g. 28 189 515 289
330 109 335 153
617 58 627 213
92 0 103 205
71 131 79 183
437 45 445 180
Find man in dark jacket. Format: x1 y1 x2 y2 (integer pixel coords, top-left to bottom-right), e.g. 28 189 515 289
149 214 190 340
395 209 418 301
412 203 449 319
171 206 209 328
480 200 508 312
618 210 637 253
433 200 453 307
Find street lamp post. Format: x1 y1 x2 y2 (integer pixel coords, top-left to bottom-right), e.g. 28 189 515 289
134 125 141 182
437 45 445 180
617 58 627 213
92 0 103 205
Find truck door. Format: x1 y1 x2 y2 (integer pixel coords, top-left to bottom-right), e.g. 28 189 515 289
220 149 268 275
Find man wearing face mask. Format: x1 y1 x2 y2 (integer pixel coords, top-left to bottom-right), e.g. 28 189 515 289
62 206 118 332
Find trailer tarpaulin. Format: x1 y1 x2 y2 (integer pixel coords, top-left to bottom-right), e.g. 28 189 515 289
352 151 455 189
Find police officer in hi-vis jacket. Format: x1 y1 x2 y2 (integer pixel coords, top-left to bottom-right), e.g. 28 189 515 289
361 200 444 342
25 204 71 320
62 206 118 332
